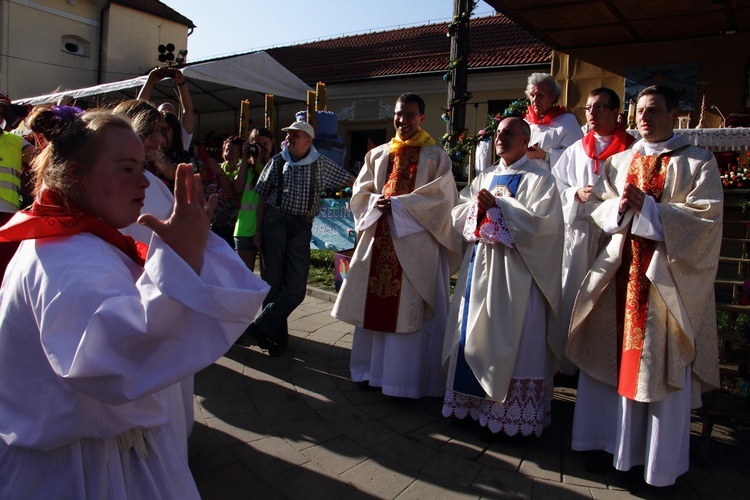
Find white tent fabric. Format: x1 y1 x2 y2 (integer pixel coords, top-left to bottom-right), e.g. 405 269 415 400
13 76 150 106
12 51 311 107
182 52 311 101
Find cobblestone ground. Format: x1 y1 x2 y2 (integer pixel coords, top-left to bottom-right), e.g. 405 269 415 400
189 292 750 499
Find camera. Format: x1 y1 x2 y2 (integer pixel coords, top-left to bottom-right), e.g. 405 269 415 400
154 68 177 79
0 103 28 131
243 143 259 158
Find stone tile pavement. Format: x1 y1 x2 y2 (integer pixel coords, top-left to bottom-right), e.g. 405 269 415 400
189 289 750 499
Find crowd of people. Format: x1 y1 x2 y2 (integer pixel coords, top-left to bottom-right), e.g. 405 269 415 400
0 70 723 494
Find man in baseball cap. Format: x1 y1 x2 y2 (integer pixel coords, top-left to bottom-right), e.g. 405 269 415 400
241 118 353 356
281 121 315 140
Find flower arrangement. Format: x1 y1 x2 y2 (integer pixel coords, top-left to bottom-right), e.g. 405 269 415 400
440 99 529 172
719 150 750 189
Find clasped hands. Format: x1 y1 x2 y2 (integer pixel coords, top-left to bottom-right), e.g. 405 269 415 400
375 196 392 214
576 186 593 203
477 189 497 212
619 182 645 215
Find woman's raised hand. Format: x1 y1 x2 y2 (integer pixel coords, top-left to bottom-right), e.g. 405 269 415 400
138 164 217 273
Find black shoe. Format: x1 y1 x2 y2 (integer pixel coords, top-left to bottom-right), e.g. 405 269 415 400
621 466 647 491
585 458 616 474
267 338 287 357
234 332 250 346
246 323 271 350
357 380 377 391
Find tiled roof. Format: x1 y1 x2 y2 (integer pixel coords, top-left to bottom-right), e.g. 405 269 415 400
266 14 551 85
111 0 195 29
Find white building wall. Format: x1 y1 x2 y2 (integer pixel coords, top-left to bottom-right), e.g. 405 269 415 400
1 1 190 100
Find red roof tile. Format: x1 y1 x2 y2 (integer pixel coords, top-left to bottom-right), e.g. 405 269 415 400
266 14 551 85
111 0 195 29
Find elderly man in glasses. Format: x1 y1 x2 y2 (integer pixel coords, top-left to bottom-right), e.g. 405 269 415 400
551 87 635 374
333 93 462 399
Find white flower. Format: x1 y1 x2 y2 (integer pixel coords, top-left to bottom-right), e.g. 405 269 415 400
486 206 502 222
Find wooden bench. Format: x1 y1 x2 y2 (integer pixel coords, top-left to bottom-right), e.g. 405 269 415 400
696 390 750 459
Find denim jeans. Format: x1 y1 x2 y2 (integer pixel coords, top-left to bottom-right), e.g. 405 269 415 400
254 206 312 343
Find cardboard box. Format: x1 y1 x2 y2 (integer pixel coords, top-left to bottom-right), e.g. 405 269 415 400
334 249 354 292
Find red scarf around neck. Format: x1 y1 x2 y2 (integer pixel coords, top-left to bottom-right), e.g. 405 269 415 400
582 124 636 174
0 190 148 266
524 104 568 125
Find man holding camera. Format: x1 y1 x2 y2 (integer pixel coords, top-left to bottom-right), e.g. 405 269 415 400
233 128 275 273
138 67 194 150
244 121 354 356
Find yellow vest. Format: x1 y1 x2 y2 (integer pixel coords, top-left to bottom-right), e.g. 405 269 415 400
0 133 23 209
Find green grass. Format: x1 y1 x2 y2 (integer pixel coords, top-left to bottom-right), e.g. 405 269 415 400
308 250 337 292
306 249 458 295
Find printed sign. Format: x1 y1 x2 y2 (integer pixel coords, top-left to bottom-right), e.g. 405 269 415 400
310 198 356 251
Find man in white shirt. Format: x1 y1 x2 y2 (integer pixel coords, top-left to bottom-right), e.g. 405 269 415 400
552 88 635 373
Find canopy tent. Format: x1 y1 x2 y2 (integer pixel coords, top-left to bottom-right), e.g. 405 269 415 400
14 76 149 106
482 0 750 50
12 51 312 115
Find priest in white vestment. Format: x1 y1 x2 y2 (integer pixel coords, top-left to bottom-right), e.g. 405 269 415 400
524 73 583 170
332 93 462 398
552 87 635 373
565 85 723 487
442 117 564 436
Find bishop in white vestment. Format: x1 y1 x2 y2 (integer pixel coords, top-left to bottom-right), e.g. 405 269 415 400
442 117 565 436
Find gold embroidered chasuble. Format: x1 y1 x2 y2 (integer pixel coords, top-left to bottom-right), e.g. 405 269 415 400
332 135 461 333
566 136 723 406
362 144 420 331
615 152 667 399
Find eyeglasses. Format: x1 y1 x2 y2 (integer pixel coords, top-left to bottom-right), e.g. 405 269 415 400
584 104 615 113
394 112 422 119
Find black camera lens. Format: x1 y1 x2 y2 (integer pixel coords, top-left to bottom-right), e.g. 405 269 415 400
244 143 259 157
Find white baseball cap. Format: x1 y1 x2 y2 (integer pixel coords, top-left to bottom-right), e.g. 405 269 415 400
282 121 315 139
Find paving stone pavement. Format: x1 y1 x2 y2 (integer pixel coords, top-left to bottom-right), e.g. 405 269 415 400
189 290 750 499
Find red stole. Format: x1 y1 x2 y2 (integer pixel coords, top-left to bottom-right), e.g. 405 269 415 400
524 104 568 125
361 144 420 332
614 152 668 399
0 190 148 267
582 125 636 174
